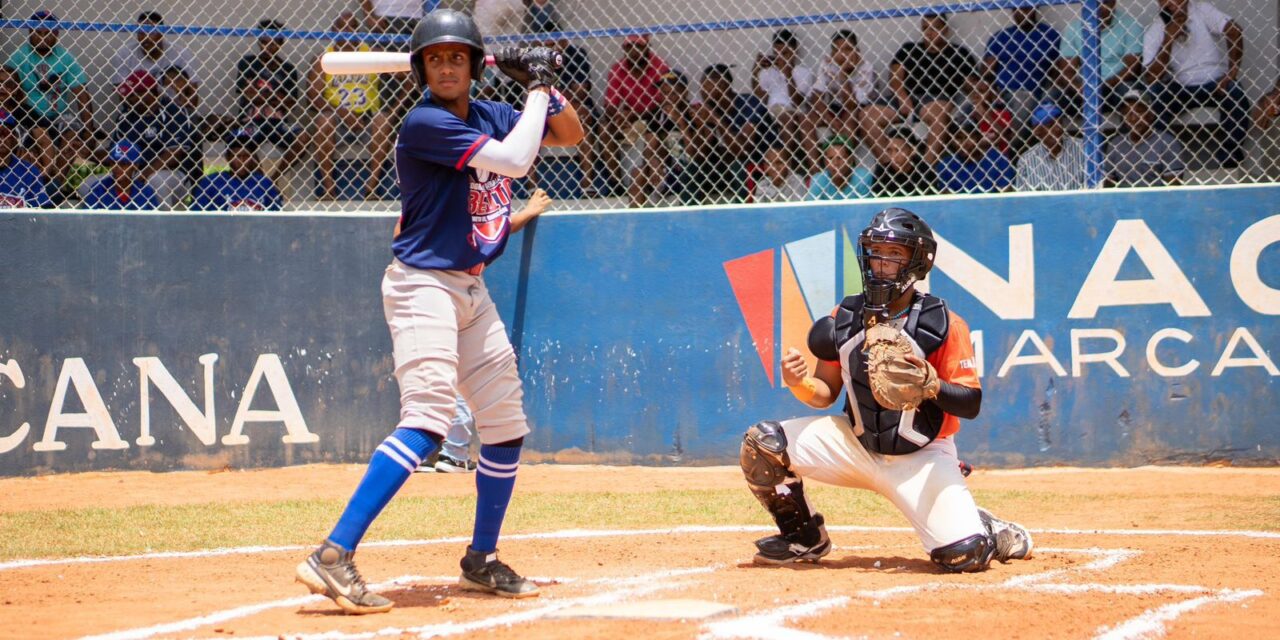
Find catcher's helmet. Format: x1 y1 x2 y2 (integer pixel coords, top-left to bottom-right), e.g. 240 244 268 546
857 208 937 316
410 9 485 87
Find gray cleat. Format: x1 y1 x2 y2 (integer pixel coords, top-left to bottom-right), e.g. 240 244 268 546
296 540 394 614
459 546 540 598
977 507 1034 562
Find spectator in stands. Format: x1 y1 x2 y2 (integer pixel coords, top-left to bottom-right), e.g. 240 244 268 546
812 30 888 161
0 66 51 173
0 113 52 208
1247 77 1280 182
192 127 283 211
539 36 595 195
872 128 936 197
806 136 873 200
160 67 204 185
1143 0 1249 168
475 0 525 37
626 69 683 208
309 11 393 200
62 129 106 205
602 34 670 196
112 69 195 207
752 143 806 203
7 11 96 181
84 139 159 210
984 7 1059 124
1016 102 1088 191
236 19 306 179
889 13 980 165
936 121 1014 194
959 75 1015 157
524 0 561 33
111 11 200 108
1106 89 1186 187
754 29 817 172
1057 0 1142 115
671 65 771 205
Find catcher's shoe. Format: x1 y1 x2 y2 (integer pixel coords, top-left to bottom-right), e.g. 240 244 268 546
459 546 540 598
977 507 1034 562
296 540 394 614
753 514 832 565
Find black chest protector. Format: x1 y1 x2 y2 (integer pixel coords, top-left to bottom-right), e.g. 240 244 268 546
807 293 950 455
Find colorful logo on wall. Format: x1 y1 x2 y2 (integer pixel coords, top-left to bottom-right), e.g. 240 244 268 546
723 227 862 387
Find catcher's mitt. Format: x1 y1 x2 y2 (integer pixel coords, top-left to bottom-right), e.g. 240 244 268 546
863 322 940 411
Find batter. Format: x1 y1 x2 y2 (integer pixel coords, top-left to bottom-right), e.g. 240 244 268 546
295 9 582 614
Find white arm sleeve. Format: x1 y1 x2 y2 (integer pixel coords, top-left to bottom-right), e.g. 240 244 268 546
466 90 550 179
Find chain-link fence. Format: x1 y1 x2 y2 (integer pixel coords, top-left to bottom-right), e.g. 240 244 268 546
0 0 1276 211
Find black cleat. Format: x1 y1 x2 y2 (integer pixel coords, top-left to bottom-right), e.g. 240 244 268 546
295 540 394 614
459 546 540 598
753 515 832 565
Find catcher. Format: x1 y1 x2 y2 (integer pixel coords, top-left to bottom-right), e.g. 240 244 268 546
740 207 1033 572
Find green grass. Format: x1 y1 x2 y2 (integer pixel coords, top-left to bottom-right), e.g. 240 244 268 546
1 487 1276 561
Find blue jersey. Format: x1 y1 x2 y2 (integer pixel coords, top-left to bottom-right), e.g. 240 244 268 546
0 156 51 208
83 175 160 210
393 93 523 271
192 172 282 211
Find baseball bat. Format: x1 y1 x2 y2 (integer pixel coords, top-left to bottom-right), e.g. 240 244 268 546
321 51 497 75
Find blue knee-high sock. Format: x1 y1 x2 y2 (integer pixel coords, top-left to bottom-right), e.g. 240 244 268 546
328 427 439 551
471 443 522 553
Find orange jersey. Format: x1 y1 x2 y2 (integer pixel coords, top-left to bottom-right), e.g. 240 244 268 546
924 311 980 438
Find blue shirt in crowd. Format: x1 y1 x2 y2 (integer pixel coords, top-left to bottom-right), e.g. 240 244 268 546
83 175 160 210
0 156 51 208
935 149 1015 194
985 22 1060 93
192 172 282 211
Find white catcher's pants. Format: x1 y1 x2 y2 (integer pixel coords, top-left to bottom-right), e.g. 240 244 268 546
382 259 530 445
779 415 985 551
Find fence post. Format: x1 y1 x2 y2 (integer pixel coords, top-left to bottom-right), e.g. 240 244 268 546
1081 0 1104 188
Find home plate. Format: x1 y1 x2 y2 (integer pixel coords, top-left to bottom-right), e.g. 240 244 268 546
546 598 737 620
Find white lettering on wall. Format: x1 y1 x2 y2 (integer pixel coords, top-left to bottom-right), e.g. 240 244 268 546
0 359 30 455
1211 327 1279 376
1070 328 1130 377
932 224 1035 319
33 358 128 452
1146 328 1200 377
997 330 1068 378
222 354 318 445
1069 219 1210 319
134 354 219 446
1230 214 1280 315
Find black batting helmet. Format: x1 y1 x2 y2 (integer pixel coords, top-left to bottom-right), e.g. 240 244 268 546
857 208 938 315
409 9 485 87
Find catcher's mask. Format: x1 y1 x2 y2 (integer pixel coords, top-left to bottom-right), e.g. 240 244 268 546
410 9 485 88
857 208 937 318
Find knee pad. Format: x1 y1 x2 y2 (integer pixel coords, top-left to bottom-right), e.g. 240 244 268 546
930 533 995 573
740 421 791 488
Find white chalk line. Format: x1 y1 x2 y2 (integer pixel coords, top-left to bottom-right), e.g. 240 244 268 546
1094 588 1265 640
77 575 440 640
7 524 1279 573
227 566 720 640
701 545 1267 640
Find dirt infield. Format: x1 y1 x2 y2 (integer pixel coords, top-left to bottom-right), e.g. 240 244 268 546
2 465 1278 640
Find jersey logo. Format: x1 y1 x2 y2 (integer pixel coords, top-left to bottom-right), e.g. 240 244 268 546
958 358 976 370
467 170 513 248
0 193 28 208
